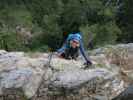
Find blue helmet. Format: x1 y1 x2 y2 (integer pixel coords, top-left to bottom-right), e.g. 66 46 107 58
67 32 82 42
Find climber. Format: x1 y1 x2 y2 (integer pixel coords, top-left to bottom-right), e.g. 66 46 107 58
57 32 92 65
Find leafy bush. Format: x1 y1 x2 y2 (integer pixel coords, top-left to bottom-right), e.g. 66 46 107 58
0 30 28 51
0 0 131 51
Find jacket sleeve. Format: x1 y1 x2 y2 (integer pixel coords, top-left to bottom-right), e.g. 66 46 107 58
57 42 67 53
79 40 92 63
57 43 66 53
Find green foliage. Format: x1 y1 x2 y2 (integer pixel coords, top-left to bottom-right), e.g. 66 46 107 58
0 0 131 51
0 4 33 51
0 2 41 51
86 21 121 47
0 27 27 51
29 33 49 52
116 0 133 43
29 0 121 49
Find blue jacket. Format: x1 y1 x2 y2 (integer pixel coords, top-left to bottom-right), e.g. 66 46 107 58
58 33 91 63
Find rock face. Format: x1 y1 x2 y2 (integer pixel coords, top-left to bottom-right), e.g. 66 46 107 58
91 43 133 82
0 51 49 99
0 43 132 100
112 85 133 100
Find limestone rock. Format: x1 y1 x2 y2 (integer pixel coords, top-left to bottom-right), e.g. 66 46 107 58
0 52 48 98
0 43 133 100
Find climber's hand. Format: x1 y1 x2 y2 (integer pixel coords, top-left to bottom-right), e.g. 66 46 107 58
84 60 92 65
83 60 92 69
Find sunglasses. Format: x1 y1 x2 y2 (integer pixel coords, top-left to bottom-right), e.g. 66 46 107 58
72 40 79 44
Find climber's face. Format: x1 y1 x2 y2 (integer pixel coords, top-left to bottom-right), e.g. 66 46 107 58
70 40 80 48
